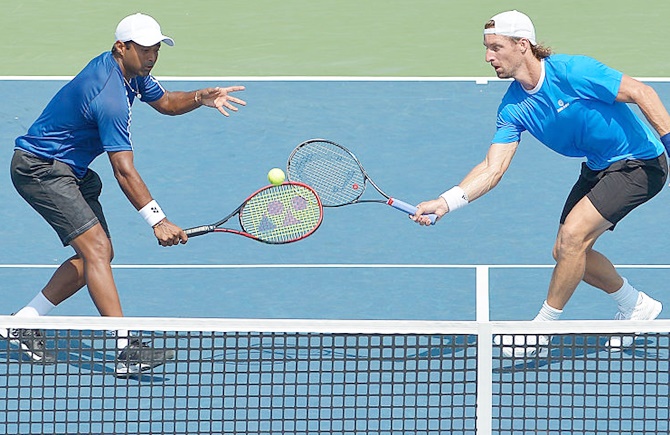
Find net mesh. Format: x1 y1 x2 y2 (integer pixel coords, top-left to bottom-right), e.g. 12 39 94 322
0 316 668 435
492 332 670 434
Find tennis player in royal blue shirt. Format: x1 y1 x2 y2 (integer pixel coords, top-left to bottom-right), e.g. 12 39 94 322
9 13 245 376
412 10 670 357
15 51 167 179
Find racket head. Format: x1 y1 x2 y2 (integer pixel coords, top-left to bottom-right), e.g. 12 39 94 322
237 182 323 244
286 138 367 207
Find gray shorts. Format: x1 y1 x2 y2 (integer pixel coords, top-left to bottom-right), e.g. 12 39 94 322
10 149 110 246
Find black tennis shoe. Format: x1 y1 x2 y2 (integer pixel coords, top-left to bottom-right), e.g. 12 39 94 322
115 338 175 378
1 326 57 365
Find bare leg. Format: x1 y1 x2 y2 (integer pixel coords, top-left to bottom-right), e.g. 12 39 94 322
41 255 86 306
546 197 618 310
62 224 122 317
583 249 623 294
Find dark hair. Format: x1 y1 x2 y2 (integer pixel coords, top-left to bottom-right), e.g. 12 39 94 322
111 41 132 54
484 20 552 60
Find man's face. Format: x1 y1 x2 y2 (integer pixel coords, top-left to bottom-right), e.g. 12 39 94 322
483 34 525 79
121 41 161 77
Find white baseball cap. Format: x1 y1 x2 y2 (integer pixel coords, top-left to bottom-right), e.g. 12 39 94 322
115 13 174 47
484 10 536 45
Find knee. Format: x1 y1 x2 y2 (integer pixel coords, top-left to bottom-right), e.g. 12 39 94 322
86 237 113 263
73 230 114 263
553 226 588 261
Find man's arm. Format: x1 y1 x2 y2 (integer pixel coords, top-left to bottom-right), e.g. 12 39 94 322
148 86 246 117
107 150 187 246
616 75 670 137
412 142 518 224
457 141 518 201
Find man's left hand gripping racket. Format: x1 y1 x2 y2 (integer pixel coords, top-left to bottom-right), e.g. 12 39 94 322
287 138 437 224
184 182 323 244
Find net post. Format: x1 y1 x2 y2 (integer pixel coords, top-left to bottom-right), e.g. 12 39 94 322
475 265 492 435
475 265 490 322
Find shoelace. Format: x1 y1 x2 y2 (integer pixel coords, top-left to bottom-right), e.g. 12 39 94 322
614 310 632 321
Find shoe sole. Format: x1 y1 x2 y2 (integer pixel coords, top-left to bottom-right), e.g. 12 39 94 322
502 346 549 359
114 350 175 378
607 300 662 349
114 360 169 378
495 335 549 358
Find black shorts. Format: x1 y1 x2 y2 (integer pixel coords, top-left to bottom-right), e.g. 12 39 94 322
560 154 667 229
10 149 110 246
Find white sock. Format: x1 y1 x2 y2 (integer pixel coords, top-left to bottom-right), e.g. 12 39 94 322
609 277 639 315
14 291 56 318
533 300 563 321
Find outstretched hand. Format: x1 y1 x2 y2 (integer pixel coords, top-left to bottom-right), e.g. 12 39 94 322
198 86 246 116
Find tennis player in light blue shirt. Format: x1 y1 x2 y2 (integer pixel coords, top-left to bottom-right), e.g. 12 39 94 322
493 53 664 170
413 10 670 357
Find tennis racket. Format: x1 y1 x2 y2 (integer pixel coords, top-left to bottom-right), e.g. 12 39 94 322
287 138 437 224
184 182 323 244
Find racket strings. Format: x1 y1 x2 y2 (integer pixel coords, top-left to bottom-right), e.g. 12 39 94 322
288 141 365 206
240 184 322 243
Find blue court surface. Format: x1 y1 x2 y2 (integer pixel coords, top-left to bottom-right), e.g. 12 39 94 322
1 78 669 322
1 79 670 435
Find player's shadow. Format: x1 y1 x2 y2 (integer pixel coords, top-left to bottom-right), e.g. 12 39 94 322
494 334 667 372
203 334 478 369
0 332 173 382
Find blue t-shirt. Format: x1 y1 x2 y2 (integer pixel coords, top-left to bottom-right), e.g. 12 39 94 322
492 54 663 170
15 51 166 178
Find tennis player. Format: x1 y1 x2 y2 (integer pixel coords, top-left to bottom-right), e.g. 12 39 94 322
412 10 670 356
8 13 246 374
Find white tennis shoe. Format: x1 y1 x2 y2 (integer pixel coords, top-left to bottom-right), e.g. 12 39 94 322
607 291 662 349
494 333 549 358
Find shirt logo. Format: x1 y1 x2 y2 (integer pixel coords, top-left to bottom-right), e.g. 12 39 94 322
556 99 570 113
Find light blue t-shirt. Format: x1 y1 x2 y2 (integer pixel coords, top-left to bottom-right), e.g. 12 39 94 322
15 51 165 178
492 54 663 170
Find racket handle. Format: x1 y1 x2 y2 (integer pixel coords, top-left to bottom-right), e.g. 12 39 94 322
387 198 437 225
184 225 215 237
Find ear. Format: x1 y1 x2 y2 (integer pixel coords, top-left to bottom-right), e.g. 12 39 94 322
112 40 127 54
518 38 531 54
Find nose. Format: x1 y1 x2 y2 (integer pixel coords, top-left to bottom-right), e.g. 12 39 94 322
147 48 160 64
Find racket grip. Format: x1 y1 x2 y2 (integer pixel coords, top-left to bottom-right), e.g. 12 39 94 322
184 225 215 237
387 198 437 225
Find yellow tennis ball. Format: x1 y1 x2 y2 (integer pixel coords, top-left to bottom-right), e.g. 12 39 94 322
268 168 286 185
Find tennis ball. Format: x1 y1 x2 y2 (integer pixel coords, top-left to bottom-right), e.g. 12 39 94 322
268 168 286 185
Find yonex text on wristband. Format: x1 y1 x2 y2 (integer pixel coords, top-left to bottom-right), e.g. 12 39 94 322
139 200 166 227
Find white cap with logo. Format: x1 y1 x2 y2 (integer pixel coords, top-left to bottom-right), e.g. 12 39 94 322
484 10 536 45
115 13 174 47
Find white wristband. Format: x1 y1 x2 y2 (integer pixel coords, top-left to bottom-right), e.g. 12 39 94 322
440 186 469 212
139 200 166 227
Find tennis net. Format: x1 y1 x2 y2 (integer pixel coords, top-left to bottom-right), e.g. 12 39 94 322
0 315 668 435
